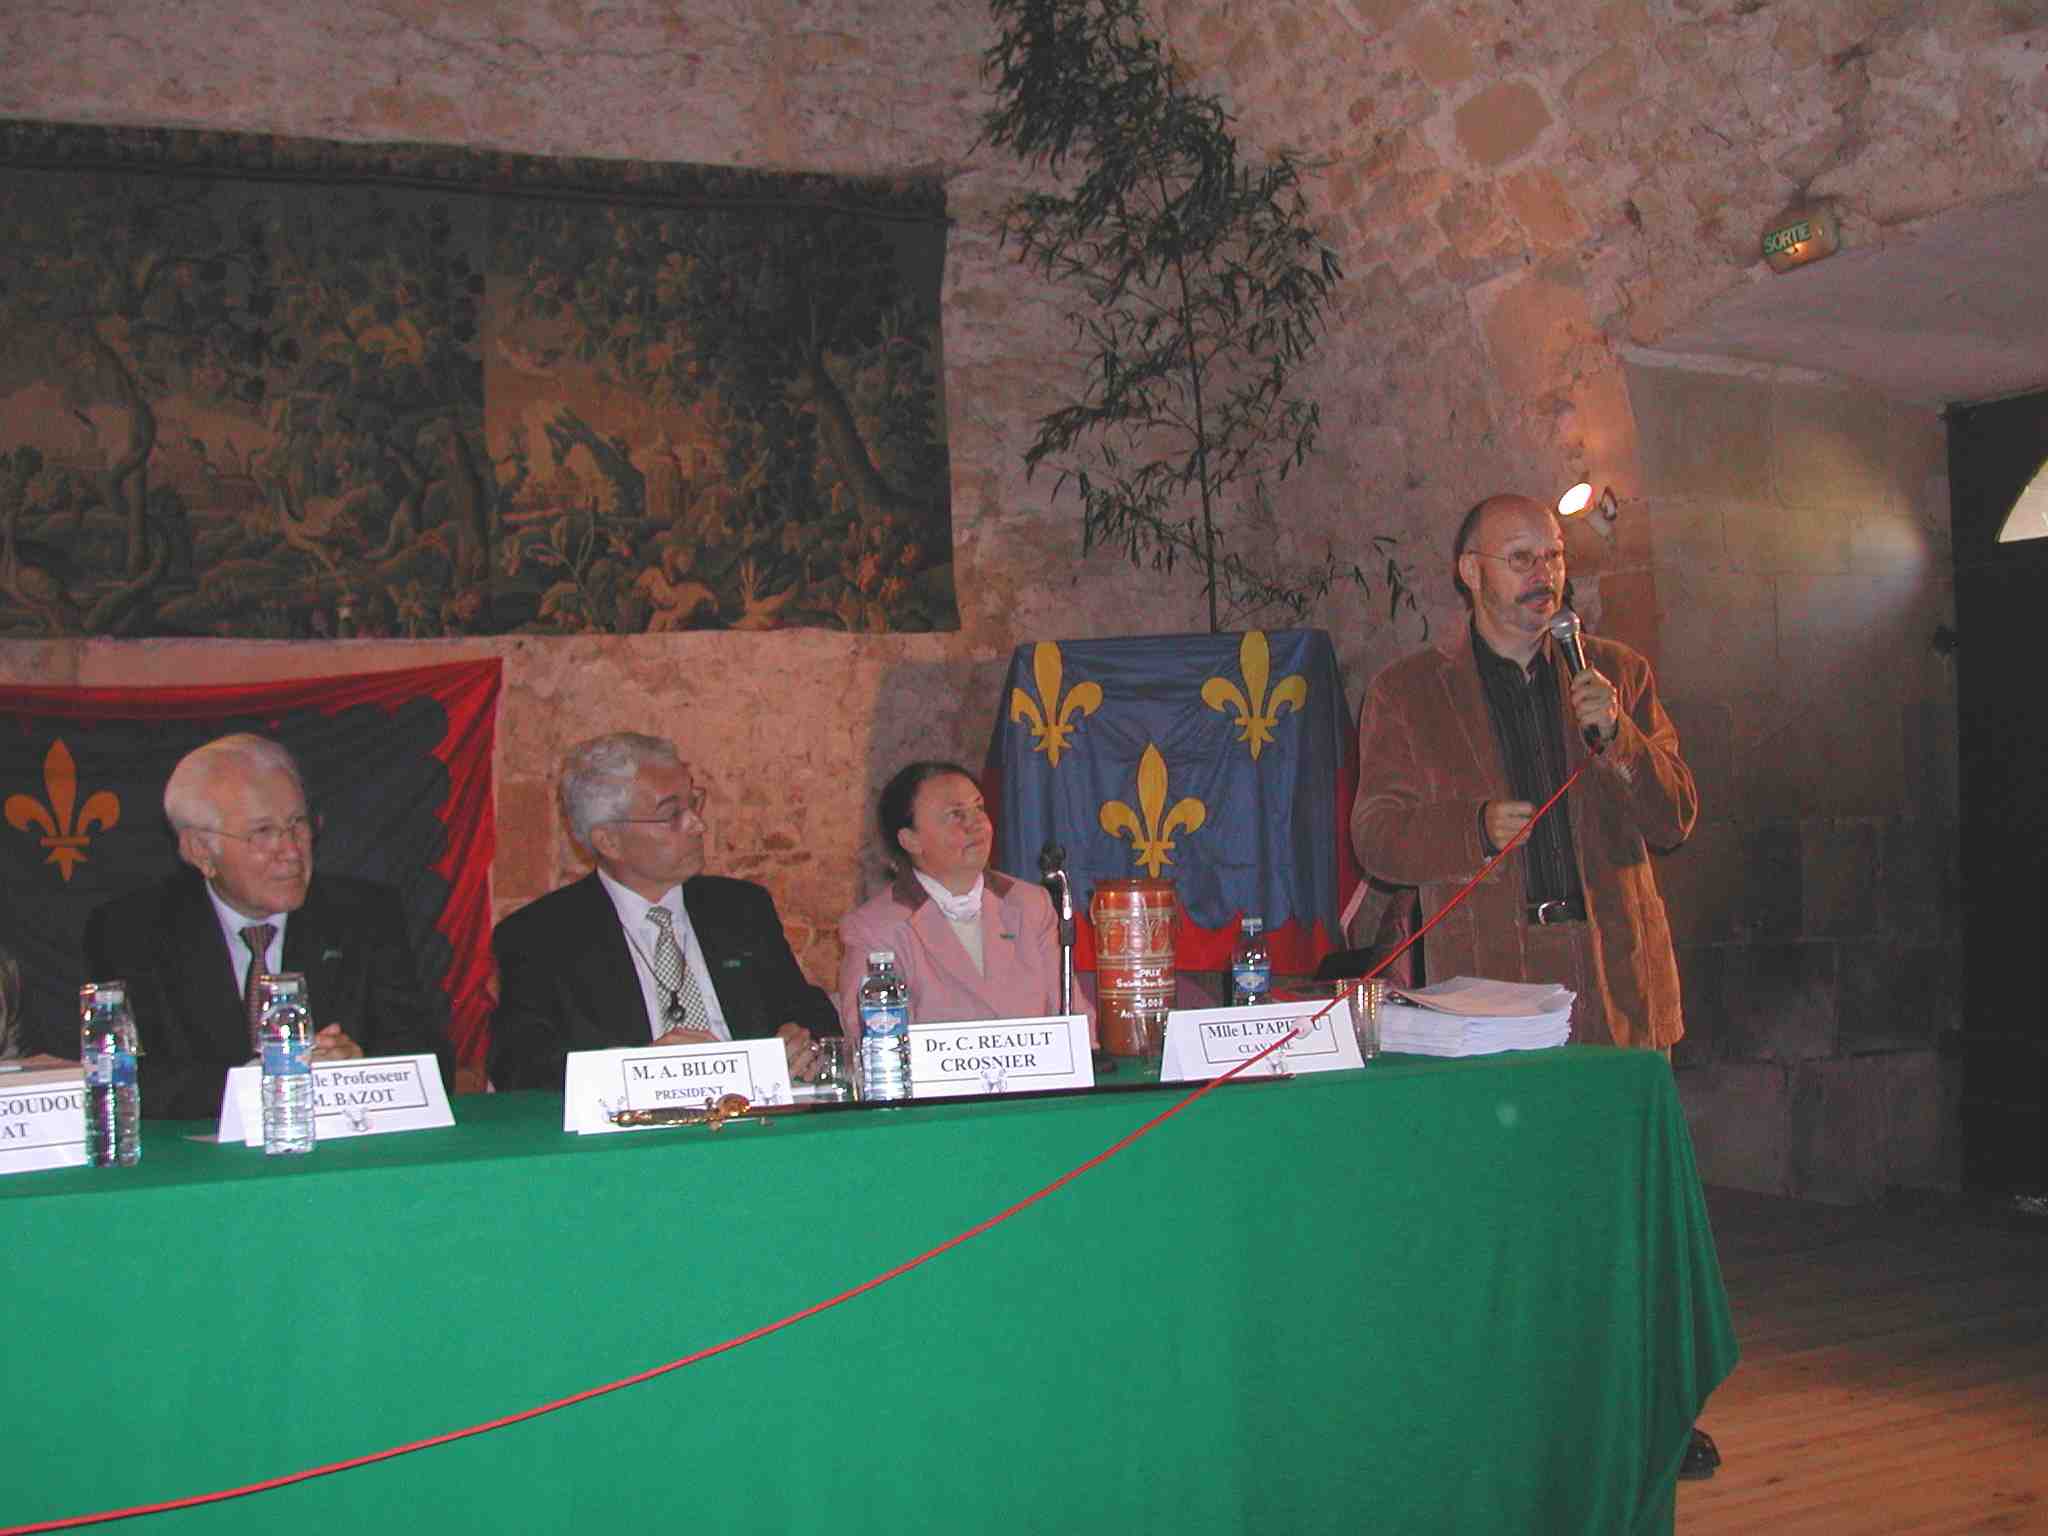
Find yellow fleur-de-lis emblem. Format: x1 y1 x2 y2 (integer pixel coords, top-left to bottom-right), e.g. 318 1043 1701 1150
1009 641 1102 767
5 739 121 882
1099 745 1206 878
1201 630 1308 761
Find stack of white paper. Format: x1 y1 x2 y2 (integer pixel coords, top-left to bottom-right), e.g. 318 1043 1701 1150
1377 975 1573 1057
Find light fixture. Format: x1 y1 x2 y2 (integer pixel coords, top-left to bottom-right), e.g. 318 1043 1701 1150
1557 482 1619 538
1995 455 2048 543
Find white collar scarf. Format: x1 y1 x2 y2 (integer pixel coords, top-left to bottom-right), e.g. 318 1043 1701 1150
913 867 984 923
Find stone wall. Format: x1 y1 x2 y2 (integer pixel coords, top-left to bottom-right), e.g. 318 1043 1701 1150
0 0 1198 1000
1628 357 1961 1201
2 0 2038 1196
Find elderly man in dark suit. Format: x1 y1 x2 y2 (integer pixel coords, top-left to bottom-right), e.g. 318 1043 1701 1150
84 732 453 1119
487 732 837 1091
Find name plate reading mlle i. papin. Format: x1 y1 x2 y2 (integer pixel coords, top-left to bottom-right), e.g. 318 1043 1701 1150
562 1037 792 1135
1160 1001 1361 1082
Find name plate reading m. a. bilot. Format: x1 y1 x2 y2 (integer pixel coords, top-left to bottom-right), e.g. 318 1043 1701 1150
0 1068 89 1176
219 1054 453 1147
908 1014 1093 1099
1160 1001 1361 1083
562 1037 792 1135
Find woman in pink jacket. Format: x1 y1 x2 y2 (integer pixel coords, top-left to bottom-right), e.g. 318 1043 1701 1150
835 761 1077 1037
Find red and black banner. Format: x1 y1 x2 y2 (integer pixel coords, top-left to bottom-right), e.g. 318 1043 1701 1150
1 660 499 1069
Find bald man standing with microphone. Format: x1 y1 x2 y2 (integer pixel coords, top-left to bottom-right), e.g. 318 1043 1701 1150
1351 491 1717 1479
1350 491 1698 1052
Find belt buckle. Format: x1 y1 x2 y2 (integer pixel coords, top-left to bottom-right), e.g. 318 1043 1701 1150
1533 899 1570 926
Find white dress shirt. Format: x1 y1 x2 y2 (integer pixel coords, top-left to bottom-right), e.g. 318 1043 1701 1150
596 869 731 1041
204 881 290 993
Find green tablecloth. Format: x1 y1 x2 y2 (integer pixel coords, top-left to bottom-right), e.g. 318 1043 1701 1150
1 1049 1733 1535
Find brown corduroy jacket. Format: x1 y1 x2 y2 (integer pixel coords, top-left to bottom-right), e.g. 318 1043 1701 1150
1349 628 1697 1049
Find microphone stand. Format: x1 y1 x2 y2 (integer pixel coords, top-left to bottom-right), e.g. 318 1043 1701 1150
1039 843 1075 1015
1051 874 1076 1015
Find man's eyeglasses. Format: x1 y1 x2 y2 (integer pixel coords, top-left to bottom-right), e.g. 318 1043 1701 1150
1467 547 1566 575
602 785 709 830
206 813 321 853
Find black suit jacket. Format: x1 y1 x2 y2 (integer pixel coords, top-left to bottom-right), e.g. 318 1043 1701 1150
488 872 837 1091
83 868 454 1120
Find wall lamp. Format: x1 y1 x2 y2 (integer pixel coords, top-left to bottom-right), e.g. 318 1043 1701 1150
1557 482 1618 539
1995 455 2047 543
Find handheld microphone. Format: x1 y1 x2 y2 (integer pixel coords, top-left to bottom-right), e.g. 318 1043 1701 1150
1548 609 1604 752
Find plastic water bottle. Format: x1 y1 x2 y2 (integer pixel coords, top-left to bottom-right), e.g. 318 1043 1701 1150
857 950 912 1102
79 981 140 1167
1231 916 1271 1007
257 972 316 1155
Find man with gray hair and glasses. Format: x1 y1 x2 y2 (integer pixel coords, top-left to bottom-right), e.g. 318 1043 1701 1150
488 732 837 1091
81 732 453 1118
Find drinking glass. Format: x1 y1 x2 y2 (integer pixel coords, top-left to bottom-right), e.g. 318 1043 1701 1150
810 1037 855 1103
1349 979 1386 1062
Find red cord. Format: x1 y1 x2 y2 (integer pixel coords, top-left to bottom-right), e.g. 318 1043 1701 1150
13 769 1590 1533
3 1031 1303 1534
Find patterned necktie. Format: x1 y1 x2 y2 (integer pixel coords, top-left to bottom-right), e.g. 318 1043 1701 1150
240 922 277 1053
644 907 708 1035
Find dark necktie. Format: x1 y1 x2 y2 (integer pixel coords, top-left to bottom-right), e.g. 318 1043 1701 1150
240 922 277 1053
645 907 709 1035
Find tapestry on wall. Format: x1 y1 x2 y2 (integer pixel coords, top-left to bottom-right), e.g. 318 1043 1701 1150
0 121 955 639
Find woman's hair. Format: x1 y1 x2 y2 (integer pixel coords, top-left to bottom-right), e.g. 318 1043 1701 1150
877 760 976 865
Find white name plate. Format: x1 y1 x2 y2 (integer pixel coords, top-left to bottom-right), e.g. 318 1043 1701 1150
563 1037 792 1135
220 1054 453 1147
0 1068 90 1175
908 1014 1093 1099
1160 1000 1362 1083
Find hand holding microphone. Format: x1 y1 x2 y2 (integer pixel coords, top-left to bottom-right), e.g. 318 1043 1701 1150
1548 609 1618 752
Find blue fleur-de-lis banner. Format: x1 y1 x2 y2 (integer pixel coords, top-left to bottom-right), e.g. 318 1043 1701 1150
987 629 1359 973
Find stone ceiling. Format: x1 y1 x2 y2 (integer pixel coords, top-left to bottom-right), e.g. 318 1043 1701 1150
1642 185 2048 410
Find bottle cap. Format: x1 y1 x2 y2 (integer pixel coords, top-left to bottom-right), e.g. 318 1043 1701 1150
80 980 127 1009
868 950 896 965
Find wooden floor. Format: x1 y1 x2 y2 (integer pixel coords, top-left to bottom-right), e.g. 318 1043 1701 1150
1678 1186 2048 1534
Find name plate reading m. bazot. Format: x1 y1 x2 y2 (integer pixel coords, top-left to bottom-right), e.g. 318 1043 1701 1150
0 1068 89 1176
1160 1000 1362 1083
908 1014 1093 1099
220 1054 453 1147
563 1037 792 1135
